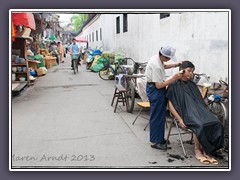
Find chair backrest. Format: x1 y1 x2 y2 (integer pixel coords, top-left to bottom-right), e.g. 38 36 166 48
114 74 126 88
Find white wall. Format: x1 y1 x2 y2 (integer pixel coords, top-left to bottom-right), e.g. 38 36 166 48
80 12 229 83
79 15 103 50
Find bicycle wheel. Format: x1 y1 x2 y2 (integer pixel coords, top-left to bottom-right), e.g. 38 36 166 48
126 81 135 113
99 67 113 80
73 59 77 74
207 101 228 127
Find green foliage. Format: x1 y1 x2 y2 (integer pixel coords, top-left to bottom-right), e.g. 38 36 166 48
72 14 88 30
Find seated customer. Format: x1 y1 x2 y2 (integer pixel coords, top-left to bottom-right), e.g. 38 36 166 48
166 61 224 165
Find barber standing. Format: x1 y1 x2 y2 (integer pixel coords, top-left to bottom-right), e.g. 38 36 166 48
145 46 183 150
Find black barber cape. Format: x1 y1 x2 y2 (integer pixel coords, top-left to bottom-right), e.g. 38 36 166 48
166 80 224 154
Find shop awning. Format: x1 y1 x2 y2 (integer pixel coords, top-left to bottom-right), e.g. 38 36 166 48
75 36 88 42
12 13 36 30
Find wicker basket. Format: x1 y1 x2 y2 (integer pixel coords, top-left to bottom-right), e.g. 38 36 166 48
44 56 57 68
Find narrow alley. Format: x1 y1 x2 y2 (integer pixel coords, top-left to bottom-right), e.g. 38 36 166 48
11 54 228 169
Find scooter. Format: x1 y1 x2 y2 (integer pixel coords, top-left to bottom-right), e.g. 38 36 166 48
86 50 94 70
86 48 102 70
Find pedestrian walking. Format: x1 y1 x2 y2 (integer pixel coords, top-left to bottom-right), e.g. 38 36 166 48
49 41 59 64
64 43 69 55
57 42 65 63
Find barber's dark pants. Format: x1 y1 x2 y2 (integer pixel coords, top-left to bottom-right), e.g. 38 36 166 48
146 83 166 144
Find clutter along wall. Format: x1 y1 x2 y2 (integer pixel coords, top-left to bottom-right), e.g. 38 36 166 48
80 12 229 83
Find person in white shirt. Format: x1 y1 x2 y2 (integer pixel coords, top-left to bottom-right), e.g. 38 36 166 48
145 46 183 150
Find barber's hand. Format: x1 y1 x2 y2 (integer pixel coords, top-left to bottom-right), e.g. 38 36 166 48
175 61 182 67
172 71 183 80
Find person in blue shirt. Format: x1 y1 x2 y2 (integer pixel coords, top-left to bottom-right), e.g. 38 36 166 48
70 38 80 69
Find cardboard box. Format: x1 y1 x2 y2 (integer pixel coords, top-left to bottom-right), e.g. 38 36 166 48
44 57 57 68
36 68 47 76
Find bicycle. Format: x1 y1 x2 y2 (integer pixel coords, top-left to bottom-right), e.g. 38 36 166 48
98 58 126 80
71 54 80 74
120 57 148 113
193 73 229 128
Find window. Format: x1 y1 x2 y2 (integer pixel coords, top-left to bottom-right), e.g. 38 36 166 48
96 30 98 41
160 13 170 19
89 34 91 42
87 35 88 41
116 16 120 34
123 14 128 32
92 32 94 42
100 28 102 40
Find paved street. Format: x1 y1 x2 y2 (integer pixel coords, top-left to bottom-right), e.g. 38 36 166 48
11 54 229 169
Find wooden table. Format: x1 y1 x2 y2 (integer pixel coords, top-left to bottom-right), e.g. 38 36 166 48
28 60 41 70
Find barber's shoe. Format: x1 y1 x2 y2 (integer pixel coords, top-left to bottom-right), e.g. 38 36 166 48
151 143 167 151
163 139 170 145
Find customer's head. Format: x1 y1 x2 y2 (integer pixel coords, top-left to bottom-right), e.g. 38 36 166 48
159 46 176 62
179 61 195 80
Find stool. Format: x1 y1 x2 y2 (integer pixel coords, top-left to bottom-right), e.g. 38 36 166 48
132 101 150 131
111 84 128 113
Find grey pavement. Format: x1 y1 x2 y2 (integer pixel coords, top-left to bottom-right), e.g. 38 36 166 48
11 54 229 169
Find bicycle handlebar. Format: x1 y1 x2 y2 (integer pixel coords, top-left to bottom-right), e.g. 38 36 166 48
193 73 208 76
193 73 209 79
122 57 148 65
219 80 228 87
122 57 134 62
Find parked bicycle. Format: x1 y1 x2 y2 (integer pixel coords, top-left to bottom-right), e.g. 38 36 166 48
98 58 126 80
120 57 148 113
193 73 229 128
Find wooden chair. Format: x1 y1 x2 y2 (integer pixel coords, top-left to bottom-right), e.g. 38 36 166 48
132 101 150 131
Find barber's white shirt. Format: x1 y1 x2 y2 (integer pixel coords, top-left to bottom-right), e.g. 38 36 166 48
145 54 165 83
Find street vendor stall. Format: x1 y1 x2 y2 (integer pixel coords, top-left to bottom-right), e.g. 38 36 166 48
11 12 36 94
